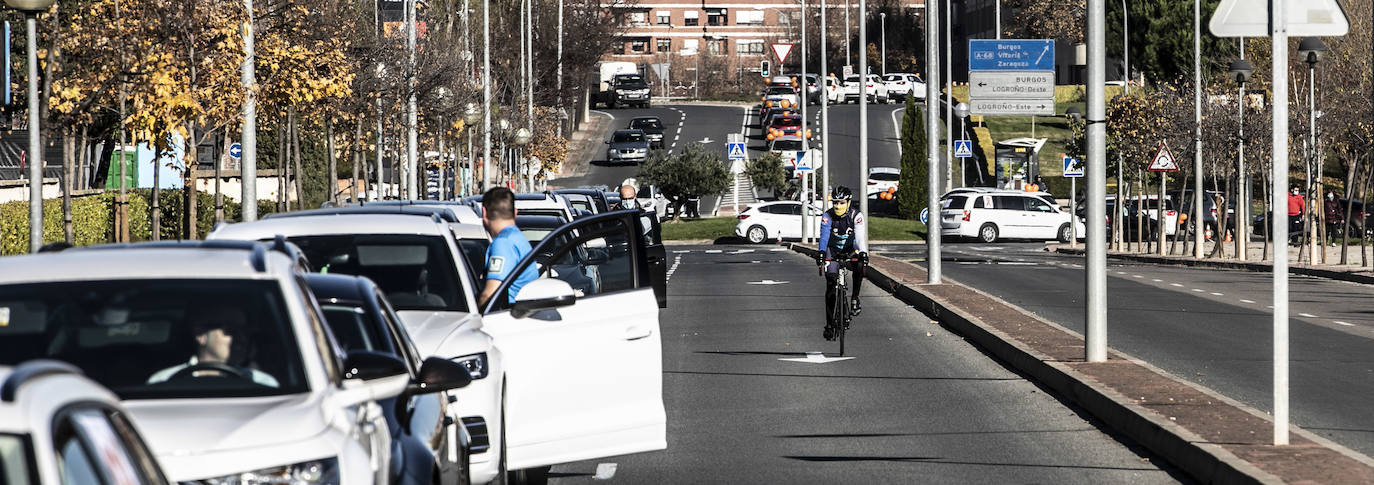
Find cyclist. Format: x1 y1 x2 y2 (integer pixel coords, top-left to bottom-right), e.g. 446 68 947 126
817 185 868 341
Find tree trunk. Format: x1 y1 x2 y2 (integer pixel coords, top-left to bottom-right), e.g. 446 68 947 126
1261 169 1270 261
353 119 362 202
292 108 305 211
216 132 231 222
185 121 199 240
327 117 337 205
278 119 287 212
153 141 161 241
62 131 73 244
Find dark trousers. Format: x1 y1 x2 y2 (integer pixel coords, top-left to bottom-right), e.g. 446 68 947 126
824 259 864 326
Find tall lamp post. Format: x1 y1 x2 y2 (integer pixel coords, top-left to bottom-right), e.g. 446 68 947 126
10 0 56 252
1228 57 1252 260
955 102 970 186
513 127 533 192
241 0 258 220
1298 37 1325 262
463 103 482 197
879 12 886 75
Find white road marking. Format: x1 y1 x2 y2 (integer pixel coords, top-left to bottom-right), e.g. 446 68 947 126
747 279 790 285
1192 288 1204 292
594 463 618 480
705 249 723 253
1210 292 1223 296
1132 274 1143 278
1116 271 1127 275
780 351 856 364
1299 313 1318 318
672 250 691 253
1335 321 1355 326
666 255 683 281
770 248 788 252
1240 299 1255 304
1171 283 1184 287
891 106 906 155
1152 279 1163 282
730 249 756 254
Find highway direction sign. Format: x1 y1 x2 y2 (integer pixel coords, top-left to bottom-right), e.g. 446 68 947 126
954 140 973 158
970 99 1054 116
969 71 1054 99
1062 156 1084 177
727 142 746 160
1148 142 1180 172
969 40 1056 71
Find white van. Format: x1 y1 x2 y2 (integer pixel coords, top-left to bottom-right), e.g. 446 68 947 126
941 190 1086 243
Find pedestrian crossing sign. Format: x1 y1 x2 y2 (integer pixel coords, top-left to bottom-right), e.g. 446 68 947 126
1062 156 1084 177
727 142 747 160
954 140 973 158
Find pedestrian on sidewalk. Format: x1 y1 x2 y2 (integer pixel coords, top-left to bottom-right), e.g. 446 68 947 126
1325 191 1344 246
1288 186 1305 244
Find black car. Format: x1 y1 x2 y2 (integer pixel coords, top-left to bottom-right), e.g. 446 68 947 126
306 273 474 485
627 116 666 149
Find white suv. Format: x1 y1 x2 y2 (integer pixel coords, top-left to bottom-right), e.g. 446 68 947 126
882 73 925 101
0 360 171 485
843 74 890 103
211 210 667 483
941 190 1086 243
0 241 470 483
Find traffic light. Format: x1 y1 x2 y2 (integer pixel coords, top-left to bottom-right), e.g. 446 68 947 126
760 60 770 78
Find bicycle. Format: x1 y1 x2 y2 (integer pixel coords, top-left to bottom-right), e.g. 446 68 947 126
820 254 864 356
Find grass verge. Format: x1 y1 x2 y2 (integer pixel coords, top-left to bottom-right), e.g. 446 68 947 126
660 215 926 241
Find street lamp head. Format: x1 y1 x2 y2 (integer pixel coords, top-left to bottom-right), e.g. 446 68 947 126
954 102 970 119
463 103 482 124
1228 58 1253 84
498 118 511 133
1298 37 1326 66
513 128 533 146
1066 106 1083 120
4 0 55 12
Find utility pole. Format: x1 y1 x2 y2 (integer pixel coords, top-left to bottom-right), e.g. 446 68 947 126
1122 0 1129 94
801 0 810 244
821 0 830 212
557 0 564 136
482 0 492 191
1269 0 1290 446
1086 0 1108 362
241 0 258 220
844 0 851 67
925 0 941 283
944 0 953 192
407 0 419 199
857 0 868 245
879 12 886 75
1192 0 1203 257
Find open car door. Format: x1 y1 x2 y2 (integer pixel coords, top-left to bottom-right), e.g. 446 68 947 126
639 210 667 308
480 210 666 471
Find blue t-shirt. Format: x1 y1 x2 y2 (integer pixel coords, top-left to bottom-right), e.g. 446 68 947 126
486 226 539 305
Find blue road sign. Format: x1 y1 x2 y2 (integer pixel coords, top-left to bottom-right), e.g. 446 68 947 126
969 39 1056 71
727 142 747 160
229 143 243 159
1062 156 1084 178
920 208 929 225
954 140 973 158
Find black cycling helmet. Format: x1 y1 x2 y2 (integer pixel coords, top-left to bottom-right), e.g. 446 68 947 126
831 185 854 201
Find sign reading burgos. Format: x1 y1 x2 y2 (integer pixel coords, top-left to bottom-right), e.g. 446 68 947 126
968 39 1056 116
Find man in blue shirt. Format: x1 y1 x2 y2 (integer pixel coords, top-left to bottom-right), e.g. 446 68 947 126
479 187 539 307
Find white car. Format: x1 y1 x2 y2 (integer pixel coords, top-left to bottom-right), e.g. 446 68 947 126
824 75 844 104
515 192 579 221
843 74 890 104
0 360 171 485
212 210 667 483
0 241 471 484
882 73 926 101
940 190 1086 243
735 201 823 243
867 167 901 196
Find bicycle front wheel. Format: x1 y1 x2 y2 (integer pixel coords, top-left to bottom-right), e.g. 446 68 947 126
836 287 848 356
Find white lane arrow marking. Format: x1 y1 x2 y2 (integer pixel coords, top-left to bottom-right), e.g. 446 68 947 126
700 137 714 144
747 280 790 285
594 463 618 480
779 351 856 364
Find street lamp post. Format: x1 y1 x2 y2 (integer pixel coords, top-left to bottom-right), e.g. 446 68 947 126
1299 37 1326 263
1192 0 1203 258
1229 56 1252 260
241 0 258 220
407 0 419 199
923 0 941 284
463 104 482 197
879 12 885 76
9 0 56 253
513 127 533 192
955 102 970 187
820 0 830 213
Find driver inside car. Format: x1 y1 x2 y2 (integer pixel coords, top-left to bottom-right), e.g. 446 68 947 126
147 304 279 387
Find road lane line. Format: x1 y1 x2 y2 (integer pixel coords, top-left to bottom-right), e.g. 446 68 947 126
1335 321 1355 326
1299 313 1318 318
594 463 618 480
1132 274 1143 278
1210 292 1223 296
1240 299 1255 303
1152 279 1162 282
1191 288 1204 292
1171 283 1184 287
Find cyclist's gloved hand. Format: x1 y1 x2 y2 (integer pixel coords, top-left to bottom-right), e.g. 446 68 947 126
859 251 869 263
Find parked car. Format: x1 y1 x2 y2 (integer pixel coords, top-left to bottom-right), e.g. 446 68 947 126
627 116 666 149
0 240 471 484
0 360 172 485
735 201 823 243
803 74 822 104
941 191 1086 243
867 167 901 196
514 192 579 222
824 75 844 104
605 130 650 164
552 188 613 214
843 74 890 104
882 73 925 101
306 273 473 485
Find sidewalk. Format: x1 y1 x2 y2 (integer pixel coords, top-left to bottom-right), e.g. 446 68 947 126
790 242 1374 484
555 112 614 180
1056 241 1374 285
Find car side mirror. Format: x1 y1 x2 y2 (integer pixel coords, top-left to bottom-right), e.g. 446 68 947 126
344 350 408 381
409 357 472 394
512 278 578 319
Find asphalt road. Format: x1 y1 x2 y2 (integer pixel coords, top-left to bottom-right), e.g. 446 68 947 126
873 240 1374 458
547 245 1186 483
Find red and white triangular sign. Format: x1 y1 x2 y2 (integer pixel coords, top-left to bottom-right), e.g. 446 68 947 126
1148 141 1180 172
770 43 794 64
1209 0 1348 37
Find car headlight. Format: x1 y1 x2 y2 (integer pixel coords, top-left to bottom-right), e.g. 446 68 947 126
454 352 489 380
184 457 338 485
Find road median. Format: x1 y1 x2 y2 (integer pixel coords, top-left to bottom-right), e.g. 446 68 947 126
790 242 1374 485
1053 246 1374 286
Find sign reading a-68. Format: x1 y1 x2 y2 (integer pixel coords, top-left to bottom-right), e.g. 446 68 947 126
969 40 1056 71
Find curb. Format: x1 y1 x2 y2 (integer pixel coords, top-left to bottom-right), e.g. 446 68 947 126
787 242 1281 485
1053 246 1374 286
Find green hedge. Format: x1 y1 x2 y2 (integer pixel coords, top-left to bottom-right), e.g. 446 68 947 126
2 191 278 255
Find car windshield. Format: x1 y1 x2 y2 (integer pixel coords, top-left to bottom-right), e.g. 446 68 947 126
774 117 801 127
612 132 644 143
883 75 903 81
870 171 899 181
285 234 466 312
615 75 644 84
773 140 804 151
630 119 663 129
0 279 308 400
768 87 795 95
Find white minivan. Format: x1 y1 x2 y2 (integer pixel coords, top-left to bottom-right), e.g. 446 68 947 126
941 191 1086 243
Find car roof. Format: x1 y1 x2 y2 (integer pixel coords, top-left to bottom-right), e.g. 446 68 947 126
270 205 459 222
613 129 645 135
350 200 482 225
303 273 371 304
515 215 568 228
211 213 450 240
630 116 660 122
0 242 299 285
0 362 122 434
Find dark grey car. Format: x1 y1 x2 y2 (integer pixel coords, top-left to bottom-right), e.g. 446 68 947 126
628 117 666 149
605 129 650 164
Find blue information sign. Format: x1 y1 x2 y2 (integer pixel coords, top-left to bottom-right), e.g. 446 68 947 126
969 39 1056 71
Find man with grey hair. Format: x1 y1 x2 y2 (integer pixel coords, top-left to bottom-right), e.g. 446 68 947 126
617 184 640 210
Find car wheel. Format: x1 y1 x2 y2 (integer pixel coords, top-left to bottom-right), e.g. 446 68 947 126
979 223 999 243
747 225 768 244
1058 223 1073 243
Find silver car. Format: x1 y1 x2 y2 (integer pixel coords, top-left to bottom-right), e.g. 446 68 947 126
606 129 650 164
